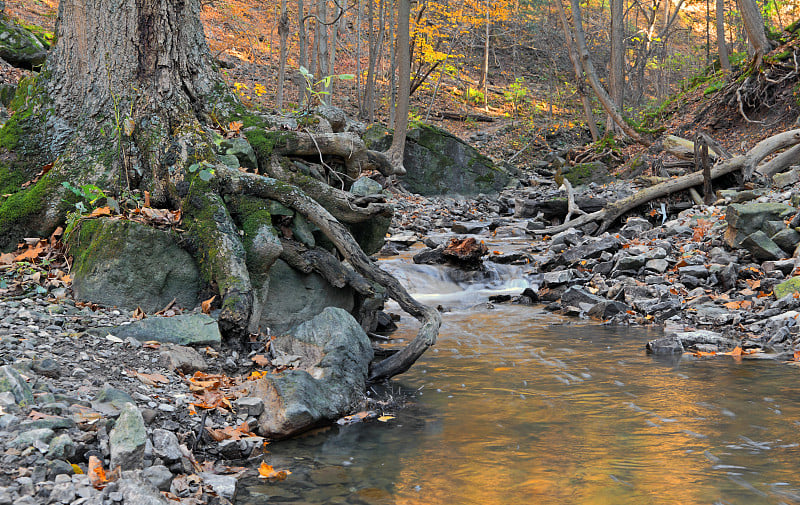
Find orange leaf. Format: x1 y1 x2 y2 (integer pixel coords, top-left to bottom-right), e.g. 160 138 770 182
251 354 270 367
493 367 512 371
88 456 108 489
228 121 243 133
794 350 800 361
90 206 112 217
201 295 216 315
14 245 44 261
729 347 743 357
691 350 716 357
0 252 15 265
259 462 291 480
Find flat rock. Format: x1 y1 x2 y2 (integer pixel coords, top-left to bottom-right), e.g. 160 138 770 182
93 314 221 346
0 365 33 406
160 345 208 374
199 473 237 501
109 403 147 470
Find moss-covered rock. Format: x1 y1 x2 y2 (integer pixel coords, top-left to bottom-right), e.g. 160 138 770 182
562 161 612 186
774 276 800 300
0 17 48 70
366 123 511 196
67 217 201 312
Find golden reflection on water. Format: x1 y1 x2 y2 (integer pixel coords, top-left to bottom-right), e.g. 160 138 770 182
382 306 800 505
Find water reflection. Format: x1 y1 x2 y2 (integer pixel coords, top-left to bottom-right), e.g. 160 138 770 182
237 305 800 505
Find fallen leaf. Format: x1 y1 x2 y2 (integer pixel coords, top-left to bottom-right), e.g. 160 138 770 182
258 462 291 480
493 367 512 371
201 295 216 315
130 370 170 386
377 415 395 422
251 354 270 367
88 456 108 489
71 464 84 475
90 206 112 217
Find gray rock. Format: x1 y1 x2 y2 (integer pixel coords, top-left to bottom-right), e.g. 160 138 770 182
117 473 171 505
615 254 647 272
0 17 48 69
587 300 630 319
32 358 60 378
741 231 787 261
94 314 221 346
93 387 135 415
11 428 55 448
725 202 795 248
772 228 800 253
68 218 200 312
142 465 172 491
0 365 33 406
365 124 511 195
542 270 573 286
151 429 182 463
48 481 75 504
47 434 75 460
620 217 652 238
561 287 604 308
109 403 147 470
244 307 373 438
645 258 669 273
234 397 264 417
199 473 237 501
223 137 258 170
160 345 207 374
254 259 354 335
646 336 684 354
773 167 800 188
350 176 383 197
452 221 488 234
557 236 621 265
315 104 347 132
679 265 709 278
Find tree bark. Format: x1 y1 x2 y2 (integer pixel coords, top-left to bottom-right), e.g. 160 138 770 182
385 0 411 175
607 0 625 133
736 0 771 61
276 0 290 109
716 0 731 72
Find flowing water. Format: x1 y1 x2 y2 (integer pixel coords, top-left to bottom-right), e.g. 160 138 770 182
237 251 800 505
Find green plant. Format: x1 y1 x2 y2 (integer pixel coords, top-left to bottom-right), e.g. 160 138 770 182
187 160 215 182
466 88 484 106
504 77 529 117
298 66 354 111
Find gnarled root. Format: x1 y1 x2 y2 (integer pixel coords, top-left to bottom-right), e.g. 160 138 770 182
216 157 441 381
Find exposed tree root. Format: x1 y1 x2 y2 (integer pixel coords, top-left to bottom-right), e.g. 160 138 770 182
216 157 440 381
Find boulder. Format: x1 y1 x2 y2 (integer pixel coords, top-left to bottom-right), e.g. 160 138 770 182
774 276 800 299
740 231 787 261
442 237 488 269
68 218 200 312
240 307 373 438
0 18 48 70
92 314 221 346
365 124 510 195
254 259 354 334
561 161 612 186
0 365 33 406
109 403 147 470
724 203 795 248
350 176 383 196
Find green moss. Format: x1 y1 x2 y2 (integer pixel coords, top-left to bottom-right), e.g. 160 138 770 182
774 276 800 299
703 77 726 96
0 114 22 151
18 22 55 48
0 162 27 195
564 163 594 186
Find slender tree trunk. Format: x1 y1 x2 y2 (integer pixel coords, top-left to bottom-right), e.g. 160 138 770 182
736 0 771 60
716 0 731 72
607 0 624 133
298 0 310 106
388 0 396 127
567 0 650 146
386 0 410 174
479 0 490 109
356 0 363 107
363 0 377 120
276 0 290 109
554 0 600 141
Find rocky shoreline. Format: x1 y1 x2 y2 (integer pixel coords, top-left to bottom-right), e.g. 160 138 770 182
3 171 800 504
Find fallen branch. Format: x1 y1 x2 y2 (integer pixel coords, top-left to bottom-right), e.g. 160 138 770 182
541 129 800 235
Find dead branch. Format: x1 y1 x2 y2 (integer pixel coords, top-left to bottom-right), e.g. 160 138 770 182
541 129 800 235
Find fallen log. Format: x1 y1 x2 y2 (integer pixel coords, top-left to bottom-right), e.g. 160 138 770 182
541 129 800 236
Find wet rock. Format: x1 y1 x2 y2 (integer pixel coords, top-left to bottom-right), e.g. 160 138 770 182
0 365 33 406
587 300 630 319
242 307 373 438
442 237 488 269
561 287 604 308
542 270 573 286
159 345 207 374
93 314 221 346
67 218 201 312
413 246 446 265
451 221 488 234
646 336 684 354
109 403 147 470
199 473 237 501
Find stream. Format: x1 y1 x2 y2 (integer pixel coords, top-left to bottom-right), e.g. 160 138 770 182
236 250 800 505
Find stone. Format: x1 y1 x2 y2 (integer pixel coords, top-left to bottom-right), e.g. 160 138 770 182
92 314 221 346
451 221 488 234
774 276 800 299
315 104 348 132
442 237 488 269
199 473 237 501
348 213 392 255
645 336 684 354
223 137 258 170
142 465 172 491
645 258 669 273
620 217 653 238
562 161 612 186
772 228 800 253
542 270 573 286
556 236 621 265
234 397 264 417
365 124 511 195
11 428 55 448
151 429 182 463
587 300 630 319
615 254 647 272
244 307 373 438
48 481 76 504
413 246 446 265
350 176 383 197
116 473 171 505
725 203 795 248
560 287 604 308
47 434 76 460
160 345 207 374
741 231 787 261
32 358 60 378
109 403 147 470
679 265 709 278
773 167 800 188
253 259 354 335
68 218 200 312
0 365 33 406
0 17 48 70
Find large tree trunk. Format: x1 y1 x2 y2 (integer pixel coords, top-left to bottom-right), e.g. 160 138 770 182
736 0 771 61
385 0 411 174
716 0 731 73
0 0 437 379
607 0 624 133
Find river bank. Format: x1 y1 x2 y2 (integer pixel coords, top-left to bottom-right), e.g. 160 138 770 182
2 169 800 504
